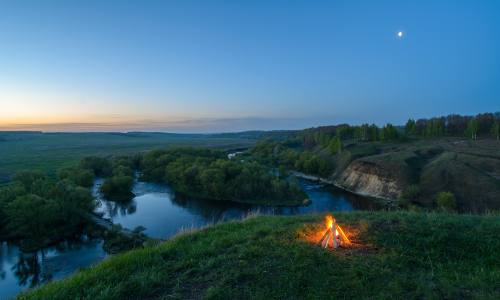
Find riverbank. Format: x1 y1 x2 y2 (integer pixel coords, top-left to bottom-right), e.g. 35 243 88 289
1 175 376 299
19 212 500 299
290 171 390 204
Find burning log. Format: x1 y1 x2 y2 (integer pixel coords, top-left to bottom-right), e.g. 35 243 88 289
318 215 350 249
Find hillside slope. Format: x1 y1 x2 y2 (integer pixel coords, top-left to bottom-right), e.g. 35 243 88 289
20 212 500 299
331 139 500 212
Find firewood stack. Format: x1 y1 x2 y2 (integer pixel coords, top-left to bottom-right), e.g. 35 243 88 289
318 215 350 249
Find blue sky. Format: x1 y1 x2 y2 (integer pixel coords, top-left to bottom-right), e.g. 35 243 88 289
1 0 499 132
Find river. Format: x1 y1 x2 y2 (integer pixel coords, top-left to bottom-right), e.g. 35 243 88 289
0 177 376 299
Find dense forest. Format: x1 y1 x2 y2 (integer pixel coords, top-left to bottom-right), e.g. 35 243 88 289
72 148 307 205
0 156 146 252
139 148 307 205
0 171 96 250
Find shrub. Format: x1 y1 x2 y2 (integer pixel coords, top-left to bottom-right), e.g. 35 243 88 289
58 167 95 187
402 185 421 201
435 191 457 211
396 185 421 209
100 175 134 200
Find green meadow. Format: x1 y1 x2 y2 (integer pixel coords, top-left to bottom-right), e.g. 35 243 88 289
0 131 255 184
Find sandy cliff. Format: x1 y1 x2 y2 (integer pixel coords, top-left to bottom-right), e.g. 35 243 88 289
335 160 405 200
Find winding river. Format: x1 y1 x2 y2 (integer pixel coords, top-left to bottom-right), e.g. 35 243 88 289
0 177 376 299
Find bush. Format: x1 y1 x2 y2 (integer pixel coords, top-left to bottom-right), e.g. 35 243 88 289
102 225 147 254
402 185 421 202
100 175 134 200
80 156 112 177
435 191 457 211
58 167 95 187
396 185 421 209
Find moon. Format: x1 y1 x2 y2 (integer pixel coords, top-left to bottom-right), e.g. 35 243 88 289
397 31 404 38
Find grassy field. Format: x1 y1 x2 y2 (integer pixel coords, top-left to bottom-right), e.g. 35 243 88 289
0 132 255 184
19 212 500 299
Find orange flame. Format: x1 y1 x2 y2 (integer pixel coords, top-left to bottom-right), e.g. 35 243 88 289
324 214 351 245
336 224 351 244
325 215 334 229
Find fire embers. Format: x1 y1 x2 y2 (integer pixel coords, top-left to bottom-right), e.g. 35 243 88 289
318 215 350 249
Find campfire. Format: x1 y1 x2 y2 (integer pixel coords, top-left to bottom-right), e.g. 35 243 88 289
318 215 350 249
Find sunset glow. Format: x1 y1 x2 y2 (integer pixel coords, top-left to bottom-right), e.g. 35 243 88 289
1 1 498 132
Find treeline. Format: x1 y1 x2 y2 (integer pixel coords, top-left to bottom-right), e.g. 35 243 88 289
405 112 500 139
300 112 500 151
301 123 401 152
250 140 334 177
139 148 307 205
0 171 96 250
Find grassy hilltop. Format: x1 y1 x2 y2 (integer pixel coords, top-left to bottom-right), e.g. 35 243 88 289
19 212 500 299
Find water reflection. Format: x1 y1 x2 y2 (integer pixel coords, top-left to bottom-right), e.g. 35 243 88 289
2 176 377 299
0 238 106 299
95 178 378 239
100 199 137 218
12 252 45 287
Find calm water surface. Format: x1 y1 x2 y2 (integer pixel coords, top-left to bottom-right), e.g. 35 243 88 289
0 239 106 300
94 178 376 238
0 177 375 299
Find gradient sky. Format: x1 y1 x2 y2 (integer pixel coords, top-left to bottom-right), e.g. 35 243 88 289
1 0 499 132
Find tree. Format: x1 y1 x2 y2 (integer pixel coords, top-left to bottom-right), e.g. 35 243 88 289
12 171 48 195
79 156 112 177
465 119 479 140
476 113 495 134
445 114 469 136
368 124 379 141
5 194 54 248
424 118 445 137
328 136 342 154
405 119 416 136
1 170 96 250
491 121 500 140
415 119 428 136
335 124 353 140
359 123 369 141
100 175 134 200
58 167 95 187
380 124 399 141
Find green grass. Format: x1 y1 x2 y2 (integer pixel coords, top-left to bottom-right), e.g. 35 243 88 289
19 212 500 299
0 132 254 184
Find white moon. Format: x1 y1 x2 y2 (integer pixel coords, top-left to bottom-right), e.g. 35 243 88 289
397 31 404 38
